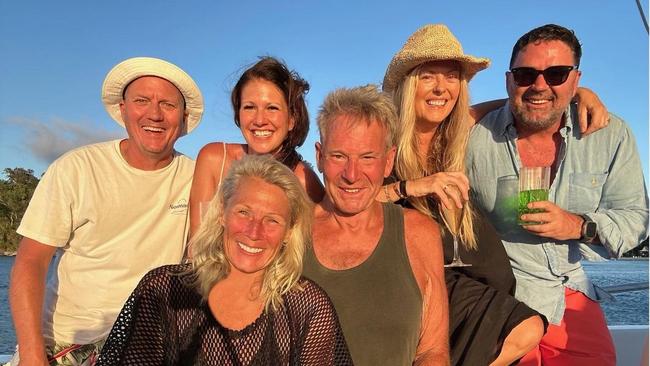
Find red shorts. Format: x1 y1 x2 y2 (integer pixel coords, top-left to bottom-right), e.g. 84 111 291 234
519 288 615 366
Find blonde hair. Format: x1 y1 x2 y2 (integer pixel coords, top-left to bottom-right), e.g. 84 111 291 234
393 65 477 249
188 154 313 311
317 84 397 150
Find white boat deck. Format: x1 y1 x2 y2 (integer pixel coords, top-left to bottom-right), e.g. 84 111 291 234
609 325 649 366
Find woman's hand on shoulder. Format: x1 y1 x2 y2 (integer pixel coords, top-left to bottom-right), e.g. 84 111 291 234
407 171 469 210
574 87 609 136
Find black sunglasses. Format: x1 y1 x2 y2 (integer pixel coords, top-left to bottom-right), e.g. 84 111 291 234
509 65 578 87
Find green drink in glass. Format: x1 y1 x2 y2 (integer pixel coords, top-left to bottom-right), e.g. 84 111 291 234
518 166 551 225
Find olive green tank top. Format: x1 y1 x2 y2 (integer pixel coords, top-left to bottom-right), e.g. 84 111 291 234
303 203 422 366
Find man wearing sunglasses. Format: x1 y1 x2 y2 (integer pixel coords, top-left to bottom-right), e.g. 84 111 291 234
466 24 648 365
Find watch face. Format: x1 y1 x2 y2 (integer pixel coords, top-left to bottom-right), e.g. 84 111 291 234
585 221 597 238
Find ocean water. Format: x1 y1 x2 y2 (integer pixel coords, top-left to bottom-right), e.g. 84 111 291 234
1 256 14 354
582 259 649 326
0 256 647 353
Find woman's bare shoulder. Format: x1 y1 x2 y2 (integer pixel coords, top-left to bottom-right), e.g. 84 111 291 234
197 142 245 162
294 160 325 202
294 160 319 178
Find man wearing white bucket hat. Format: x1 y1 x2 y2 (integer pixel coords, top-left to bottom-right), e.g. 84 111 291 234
9 57 203 365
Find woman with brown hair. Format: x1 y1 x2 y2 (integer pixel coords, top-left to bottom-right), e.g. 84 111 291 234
190 57 324 236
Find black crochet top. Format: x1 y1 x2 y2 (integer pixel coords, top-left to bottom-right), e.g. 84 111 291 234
97 264 353 366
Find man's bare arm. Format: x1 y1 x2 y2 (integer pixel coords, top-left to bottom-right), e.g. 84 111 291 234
404 209 450 365
10 237 57 365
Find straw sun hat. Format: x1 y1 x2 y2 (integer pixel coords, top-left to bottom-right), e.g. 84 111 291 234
101 57 204 135
382 24 490 93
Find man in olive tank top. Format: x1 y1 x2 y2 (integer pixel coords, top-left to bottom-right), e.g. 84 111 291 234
303 85 450 365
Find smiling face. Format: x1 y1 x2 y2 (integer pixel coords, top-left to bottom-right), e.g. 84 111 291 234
414 61 461 129
238 78 295 156
507 40 580 132
222 176 291 276
119 76 186 166
317 116 395 216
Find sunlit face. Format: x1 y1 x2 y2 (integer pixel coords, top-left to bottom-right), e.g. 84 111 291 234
222 177 291 276
119 76 186 162
238 79 295 155
414 61 461 128
507 40 581 131
316 116 395 216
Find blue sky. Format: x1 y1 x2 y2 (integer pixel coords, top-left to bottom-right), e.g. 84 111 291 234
1 1 648 181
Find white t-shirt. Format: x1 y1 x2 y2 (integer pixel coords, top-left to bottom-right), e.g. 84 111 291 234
17 139 195 345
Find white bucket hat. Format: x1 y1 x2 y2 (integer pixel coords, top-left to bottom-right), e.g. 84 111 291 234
383 24 490 93
101 57 204 135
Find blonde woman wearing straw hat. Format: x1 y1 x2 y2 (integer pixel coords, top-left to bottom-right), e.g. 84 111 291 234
379 24 614 366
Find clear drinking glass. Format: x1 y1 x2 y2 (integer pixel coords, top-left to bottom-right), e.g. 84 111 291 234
518 166 551 225
442 186 471 268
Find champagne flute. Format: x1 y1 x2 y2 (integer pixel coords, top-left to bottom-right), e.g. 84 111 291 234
442 187 471 268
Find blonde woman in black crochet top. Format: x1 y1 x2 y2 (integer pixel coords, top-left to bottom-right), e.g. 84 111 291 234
97 155 352 365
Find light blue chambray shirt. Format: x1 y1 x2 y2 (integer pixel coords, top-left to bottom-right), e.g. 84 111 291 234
466 102 649 324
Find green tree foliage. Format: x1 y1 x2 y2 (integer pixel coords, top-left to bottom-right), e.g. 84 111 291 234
0 168 39 253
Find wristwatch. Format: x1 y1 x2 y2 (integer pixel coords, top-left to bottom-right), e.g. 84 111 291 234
580 214 597 243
